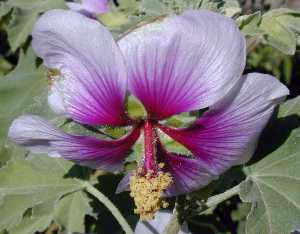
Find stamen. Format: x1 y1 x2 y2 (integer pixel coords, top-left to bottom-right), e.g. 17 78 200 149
129 167 173 220
47 69 61 86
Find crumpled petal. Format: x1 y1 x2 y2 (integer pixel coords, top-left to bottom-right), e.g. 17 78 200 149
159 73 289 174
8 115 140 171
134 211 191 234
32 10 128 126
156 142 216 196
119 10 246 119
67 0 109 18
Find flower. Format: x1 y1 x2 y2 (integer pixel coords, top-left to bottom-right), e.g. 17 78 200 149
66 0 109 18
8 9 289 220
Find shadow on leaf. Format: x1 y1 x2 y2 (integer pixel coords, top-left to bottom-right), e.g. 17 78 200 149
249 108 300 164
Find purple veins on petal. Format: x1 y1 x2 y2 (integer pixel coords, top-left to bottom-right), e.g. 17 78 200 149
156 142 216 197
32 10 128 126
8 115 141 171
159 73 289 175
118 9 246 120
8 6 291 210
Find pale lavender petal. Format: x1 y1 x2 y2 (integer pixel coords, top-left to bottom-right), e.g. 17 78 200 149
159 73 289 174
32 10 128 126
156 143 216 196
48 77 68 115
119 10 246 119
82 0 109 13
8 115 140 171
67 0 109 18
135 211 191 234
116 172 131 194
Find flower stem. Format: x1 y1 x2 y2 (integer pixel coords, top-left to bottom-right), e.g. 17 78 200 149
205 184 240 208
163 184 240 234
84 182 134 234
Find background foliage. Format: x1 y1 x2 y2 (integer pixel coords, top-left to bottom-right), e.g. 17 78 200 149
0 0 300 234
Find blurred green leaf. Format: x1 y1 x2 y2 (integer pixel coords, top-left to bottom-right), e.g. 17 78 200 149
247 45 293 84
282 55 293 84
9 215 53 234
239 96 300 234
0 48 49 151
98 11 129 28
240 8 300 54
0 2 12 19
6 0 66 51
117 0 139 15
231 203 251 221
140 0 171 16
237 11 264 36
7 8 38 52
0 57 12 75
0 156 84 233
126 94 146 120
54 191 94 233
261 14 296 55
260 8 300 54
221 0 241 17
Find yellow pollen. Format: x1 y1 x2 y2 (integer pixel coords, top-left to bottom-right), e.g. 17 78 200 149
47 69 61 86
129 168 173 220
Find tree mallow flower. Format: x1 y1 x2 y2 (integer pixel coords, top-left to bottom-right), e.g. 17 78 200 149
66 0 109 18
8 9 289 220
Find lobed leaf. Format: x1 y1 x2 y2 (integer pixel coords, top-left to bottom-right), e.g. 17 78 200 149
6 0 66 51
0 48 50 151
239 96 300 234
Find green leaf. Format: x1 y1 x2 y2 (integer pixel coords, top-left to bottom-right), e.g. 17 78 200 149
260 8 300 54
140 0 171 16
98 11 129 28
0 156 83 233
261 14 296 55
6 0 66 50
239 96 300 234
54 191 94 233
231 203 251 222
0 48 50 151
9 215 53 234
7 8 38 51
237 11 264 36
8 0 65 10
116 0 139 15
0 57 13 75
0 2 12 19
221 0 241 17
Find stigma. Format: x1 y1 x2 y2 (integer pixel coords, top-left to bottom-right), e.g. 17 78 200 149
129 167 173 220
